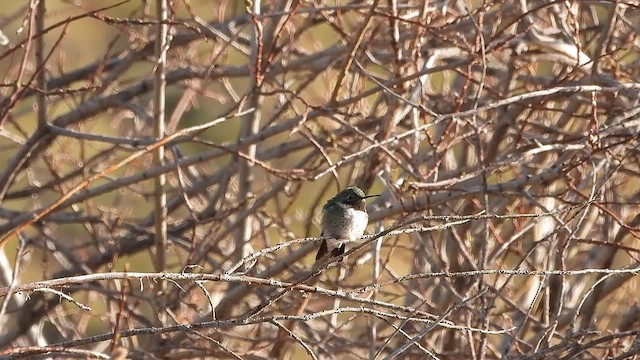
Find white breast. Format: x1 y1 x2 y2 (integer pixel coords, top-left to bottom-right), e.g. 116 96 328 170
346 207 369 242
323 204 369 248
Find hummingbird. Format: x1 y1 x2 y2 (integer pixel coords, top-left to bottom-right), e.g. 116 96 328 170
315 187 380 260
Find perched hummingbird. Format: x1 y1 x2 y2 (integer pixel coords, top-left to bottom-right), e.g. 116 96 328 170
315 187 380 260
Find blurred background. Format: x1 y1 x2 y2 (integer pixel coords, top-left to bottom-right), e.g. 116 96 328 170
0 0 639 359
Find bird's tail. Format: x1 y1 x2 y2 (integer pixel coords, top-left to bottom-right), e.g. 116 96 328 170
315 239 346 261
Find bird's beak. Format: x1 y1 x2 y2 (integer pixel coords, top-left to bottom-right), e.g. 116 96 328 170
364 194 381 199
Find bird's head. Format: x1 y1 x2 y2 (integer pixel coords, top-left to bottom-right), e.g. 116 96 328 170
326 186 380 209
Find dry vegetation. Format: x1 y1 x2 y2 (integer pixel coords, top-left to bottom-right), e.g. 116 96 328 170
0 0 640 359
